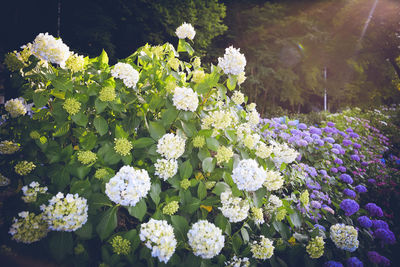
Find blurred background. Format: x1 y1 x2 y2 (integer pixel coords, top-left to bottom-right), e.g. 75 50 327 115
1 0 399 115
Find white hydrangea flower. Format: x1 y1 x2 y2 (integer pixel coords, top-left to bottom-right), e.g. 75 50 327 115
243 133 260 149
201 110 233 130
31 33 70 67
251 235 274 260
250 207 265 225
232 159 266 192
111 62 139 88
265 194 283 213
218 46 246 75
154 158 178 180
231 91 245 105
247 109 260 126
219 190 249 223
105 165 151 206
237 72 247 85
225 255 250 267
156 133 186 160
255 142 272 159
263 170 284 191
21 181 48 203
187 220 225 259
41 192 88 231
9 211 49 244
236 123 252 141
140 219 177 263
330 224 359 252
5 98 27 118
175 22 196 40
247 103 256 111
173 86 199 112
270 141 299 168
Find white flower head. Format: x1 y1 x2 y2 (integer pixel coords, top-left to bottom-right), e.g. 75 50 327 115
187 220 225 259
140 219 177 263
111 62 139 88
154 158 178 180
263 170 284 191
31 33 70 67
173 86 199 112
218 46 246 75
251 235 274 260
5 98 27 118
105 165 151 206
219 190 249 223
175 22 196 40
157 133 186 160
232 159 266 192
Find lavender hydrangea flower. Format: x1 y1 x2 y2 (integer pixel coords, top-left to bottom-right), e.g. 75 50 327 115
361 161 369 166
355 185 367 193
334 158 343 165
324 261 343 267
349 132 359 139
367 251 391 266
338 166 347 172
330 167 338 173
324 137 335 143
314 224 326 231
346 128 353 133
340 199 359 216
309 126 322 135
342 139 352 146
298 123 307 130
353 143 361 149
372 220 389 230
340 174 353 184
320 170 327 176
343 189 356 198
333 144 342 150
368 179 376 184
346 257 363 267
351 154 360 161
365 203 383 217
311 200 322 209
357 216 372 228
374 228 396 245
327 122 335 127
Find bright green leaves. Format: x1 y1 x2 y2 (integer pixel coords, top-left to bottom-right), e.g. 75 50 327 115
127 199 147 222
149 121 165 140
179 160 193 180
94 116 108 136
177 39 194 56
202 157 216 173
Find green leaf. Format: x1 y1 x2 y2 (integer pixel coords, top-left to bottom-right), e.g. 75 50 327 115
232 233 243 253
115 124 128 139
68 162 91 179
206 137 219 151
75 221 93 240
212 182 230 196
183 197 200 214
49 232 73 261
70 179 91 198
49 165 70 191
127 199 147 221
79 132 97 150
150 182 161 206
181 121 196 137
53 122 70 137
149 121 165 140
272 221 290 240
161 108 178 127
95 98 108 113
96 206 118 241
133 137 155 148
197 182 207 200
253 187 267 208
99 49 109 65
177 39 194 55
241 228 250 243
71 111 88 127
124 229 141 252
94 116 108 136
33 91 49 107
179 160 193 179
202 157 215 173
171 215 189 241
89 193 112 211
289 211 302 228
227 75 237 91
215 214 227 232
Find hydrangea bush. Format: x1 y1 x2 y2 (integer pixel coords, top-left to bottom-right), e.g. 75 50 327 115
0 25 397 266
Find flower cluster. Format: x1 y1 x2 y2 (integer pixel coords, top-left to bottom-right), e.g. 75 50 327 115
14 161 36 175
251 207 265 224
172 86 198 112
139 219 177 263
346 257 363 267
32 33 70 66
63 98 81 115
99 86 116 102
65 53 85 72
255 142 272 159
231 91 245 105
219 190 249 223
215 146 234 165
114 138 133 156
201 110 233 130
110 236 131 255
365 203 383 217
193 135 205 148
367 251 391 266
232 159 266 192
175 22 196 40
330 224 359 252
250 235 274 260
8 211 49 244
187 220 224 259
154 158 178 180
357 216 372 228
77 150 97 165
218 46 246 75
94 168 110 179
111 62 139 88
340 199 359 216
21 181 48 203
5 98 27 118
41 192 88 231
263 170 284 191
225 255 250 267
0 140 20 154
162 201 179 215
157 133 185 159
105 165 151 206
306 236 325 259
191 69 205 83
270 141 299 167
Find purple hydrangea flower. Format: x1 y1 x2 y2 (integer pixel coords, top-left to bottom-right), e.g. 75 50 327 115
353 143 361 149
316 139 325 146
340 199 359 216
333 144 342 150
340 174 353 184
339 148 346 155
346 128 354 133
357 216 372 228
324 261 343 267
306 180 321 190
309 126 322 135
296 139 308 146
343 189 356 198
372 220 389 230
279 132 290 140
351 154 360 161
365 203 383 217
342 139 353 146
314 224 326 231
311 133 320 139
324 137 335 143
368 251 391 266
349 132 359 139
298 123 307 130
327 121 335 127
334 158 343 165
324 126 334 133
338 166 347 172
339 131 349 138
374 228 396 245
331 148 340 154
346 257 363 267
361 161 369 166
320 169 327 176
355 185 367 193
330 167 338 173
291 129 301 135
322 204 335 214
288 120 297 126
304 136 313 143
311 200 322 209
368 179 376 184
